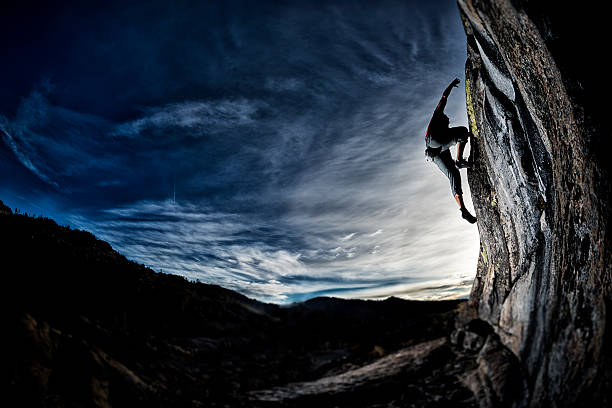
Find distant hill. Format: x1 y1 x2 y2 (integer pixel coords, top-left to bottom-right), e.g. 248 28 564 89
2 200 469 407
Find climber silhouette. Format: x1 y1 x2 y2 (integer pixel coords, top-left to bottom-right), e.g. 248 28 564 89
425 78 477 224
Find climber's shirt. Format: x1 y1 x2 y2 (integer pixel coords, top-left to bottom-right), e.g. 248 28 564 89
425 94 450 159
426 94 450 145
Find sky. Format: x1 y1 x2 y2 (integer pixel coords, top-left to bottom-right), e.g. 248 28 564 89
0 0 479 303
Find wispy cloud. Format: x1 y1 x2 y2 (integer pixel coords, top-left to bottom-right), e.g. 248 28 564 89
111 99 263 138
0 90 117 189
69 200 311 302
1 123 59 188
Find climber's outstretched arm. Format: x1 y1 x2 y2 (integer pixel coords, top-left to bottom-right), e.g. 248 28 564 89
443 78 460 97
433 78 460 115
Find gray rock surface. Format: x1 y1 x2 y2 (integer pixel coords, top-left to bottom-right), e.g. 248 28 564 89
458 0 612 406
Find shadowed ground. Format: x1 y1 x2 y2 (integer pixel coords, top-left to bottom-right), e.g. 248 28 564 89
3 200 478 407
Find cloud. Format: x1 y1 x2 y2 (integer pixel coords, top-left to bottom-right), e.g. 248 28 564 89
1 123 58 188
0 88 271 200
68 200 307 301
0 89 117 189
111 99 264 138
264 77 305 93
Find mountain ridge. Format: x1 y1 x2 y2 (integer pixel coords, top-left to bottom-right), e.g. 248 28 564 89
3 200 474 407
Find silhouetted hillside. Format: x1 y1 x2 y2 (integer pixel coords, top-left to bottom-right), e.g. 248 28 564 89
2 201 472 407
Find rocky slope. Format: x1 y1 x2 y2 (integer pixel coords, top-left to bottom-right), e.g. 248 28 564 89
457 1 612 406
2 201 475 407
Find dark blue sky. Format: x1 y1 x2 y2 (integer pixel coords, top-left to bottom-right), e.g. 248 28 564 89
1 0 479 303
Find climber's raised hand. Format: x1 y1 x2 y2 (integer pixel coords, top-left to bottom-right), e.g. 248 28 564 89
443 78 460 97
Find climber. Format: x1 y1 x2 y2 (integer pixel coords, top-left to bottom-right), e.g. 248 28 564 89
425 78 477 224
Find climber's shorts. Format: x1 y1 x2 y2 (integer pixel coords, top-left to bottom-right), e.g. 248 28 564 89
427 126 469 151
432 149 462 196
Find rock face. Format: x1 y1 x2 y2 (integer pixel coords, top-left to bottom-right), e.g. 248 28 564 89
458 0 612 406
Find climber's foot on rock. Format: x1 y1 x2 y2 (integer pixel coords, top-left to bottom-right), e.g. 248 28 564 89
456 159 473 169
461 208 477 224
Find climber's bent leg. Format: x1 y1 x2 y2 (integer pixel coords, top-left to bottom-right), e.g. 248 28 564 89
432 149 477 224
433 150 462 196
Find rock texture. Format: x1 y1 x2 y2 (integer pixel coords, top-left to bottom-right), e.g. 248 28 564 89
458 1 612 406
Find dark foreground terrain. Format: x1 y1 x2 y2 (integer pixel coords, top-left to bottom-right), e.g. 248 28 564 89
2 200 481 407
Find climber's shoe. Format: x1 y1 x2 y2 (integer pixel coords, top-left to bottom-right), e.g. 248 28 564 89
461 208 477 224
456 159 473 169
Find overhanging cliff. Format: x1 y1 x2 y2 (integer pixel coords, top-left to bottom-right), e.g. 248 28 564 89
458 0 612 406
